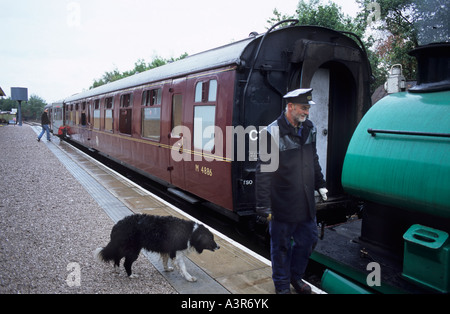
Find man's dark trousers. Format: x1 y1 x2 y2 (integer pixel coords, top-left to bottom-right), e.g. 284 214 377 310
269 218 318 291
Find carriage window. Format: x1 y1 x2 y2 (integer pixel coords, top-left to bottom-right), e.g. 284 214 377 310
208 80 217 102
81 102 87 126
55 107 63 121
142 107 161 141
171 94 183 136
119 93 132 134
194 105 216 151
195 79 217 103
142 88 162 106
121 93 132 108
195 82 203 102
142 88 162 141
93 99 100 129
75 103 80 125
87 102 91 126
65 105 71 125
104 97 114 132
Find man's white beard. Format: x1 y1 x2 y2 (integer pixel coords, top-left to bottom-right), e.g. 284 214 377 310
296 115 307 123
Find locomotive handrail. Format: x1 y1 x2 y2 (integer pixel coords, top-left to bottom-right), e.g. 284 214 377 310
367 128 450 138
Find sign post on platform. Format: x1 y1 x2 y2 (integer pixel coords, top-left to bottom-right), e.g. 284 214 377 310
11 87 28 126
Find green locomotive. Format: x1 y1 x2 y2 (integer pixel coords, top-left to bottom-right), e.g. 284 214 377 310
314 39 450 293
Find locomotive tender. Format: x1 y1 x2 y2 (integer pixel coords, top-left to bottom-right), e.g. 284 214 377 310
53 23 372 220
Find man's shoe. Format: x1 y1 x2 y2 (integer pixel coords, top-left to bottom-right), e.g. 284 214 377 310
291 279 312 294
37 138 40 142
275 288 291 294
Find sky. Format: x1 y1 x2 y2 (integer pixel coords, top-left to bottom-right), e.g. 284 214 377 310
0 0 359 103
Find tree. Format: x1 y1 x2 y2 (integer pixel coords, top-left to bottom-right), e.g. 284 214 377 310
355 0 448 81
0 95 47 121
356 0 419 80
0 97 17 112
267 0 384 93
268 0 361 36
90 53 189 89
22 95 47 121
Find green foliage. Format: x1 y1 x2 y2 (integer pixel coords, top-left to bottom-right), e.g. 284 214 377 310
356 0 419 80
268 0 361 36
23 95 47 120
0 95 47 121
268 0 445 88
90 53 189 89
355 0 448 80
18 1 438 104
268 0 380 92
297 0 361 35
0 97 17 112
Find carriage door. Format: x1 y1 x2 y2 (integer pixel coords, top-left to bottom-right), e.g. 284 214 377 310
308 68 330 179
168 78 187 189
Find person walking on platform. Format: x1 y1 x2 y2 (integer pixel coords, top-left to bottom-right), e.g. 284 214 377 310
37 108 51 142
255 88 328 294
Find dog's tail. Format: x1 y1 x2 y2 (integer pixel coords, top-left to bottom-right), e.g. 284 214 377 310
94 242 117 263
94 247 106 263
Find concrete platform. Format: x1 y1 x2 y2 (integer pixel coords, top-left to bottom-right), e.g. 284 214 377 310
1 125 174 294
29 125 324 294
29 126 281 294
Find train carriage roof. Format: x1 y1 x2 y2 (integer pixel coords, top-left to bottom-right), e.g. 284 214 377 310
64 25 368 104
64 36 256 103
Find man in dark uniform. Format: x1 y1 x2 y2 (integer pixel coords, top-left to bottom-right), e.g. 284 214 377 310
255 88 328 294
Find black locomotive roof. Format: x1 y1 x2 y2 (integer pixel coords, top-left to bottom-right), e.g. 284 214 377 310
64 36 256 103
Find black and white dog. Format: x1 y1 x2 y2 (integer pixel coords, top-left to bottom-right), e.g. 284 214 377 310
94 214 220 282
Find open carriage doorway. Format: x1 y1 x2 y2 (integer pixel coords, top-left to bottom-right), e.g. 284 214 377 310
291 62 357 197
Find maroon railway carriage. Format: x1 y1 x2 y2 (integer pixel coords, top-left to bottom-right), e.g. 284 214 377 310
61 24 372 221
